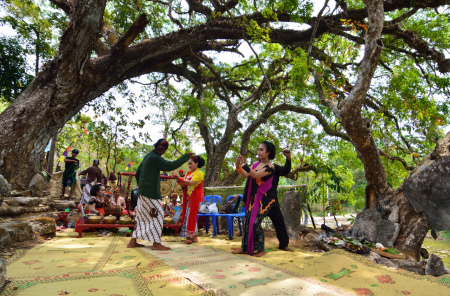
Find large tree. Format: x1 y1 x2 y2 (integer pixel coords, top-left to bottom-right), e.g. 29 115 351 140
0 0 449 258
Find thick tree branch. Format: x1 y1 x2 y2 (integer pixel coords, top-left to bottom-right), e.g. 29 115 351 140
111 14 150 55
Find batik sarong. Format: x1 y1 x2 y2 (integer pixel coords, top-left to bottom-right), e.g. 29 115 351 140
132 195 163 243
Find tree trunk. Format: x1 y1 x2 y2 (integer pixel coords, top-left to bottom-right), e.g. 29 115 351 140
280 191 302 239
46 134 57 174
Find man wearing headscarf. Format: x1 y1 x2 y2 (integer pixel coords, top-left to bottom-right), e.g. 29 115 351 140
128 139 194 250
79 159 103 205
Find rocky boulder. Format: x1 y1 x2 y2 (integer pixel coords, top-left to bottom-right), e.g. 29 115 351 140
391 259 425 275
29 174 47 197
4 197 40 207
351 208 381 242
47 171 63 198
0 175 12 206
0 258 6 288
39 196 53 206
403 132 450 231
53 200 77 210
376 220 400 248
0 228 11 247
425 254 447 277
1 221 33 242
28 217 56 235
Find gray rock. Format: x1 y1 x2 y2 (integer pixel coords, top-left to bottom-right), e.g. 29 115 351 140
10 190 22 197
425 254 447 277
351 208 381 242
0 228 12 247
403 153 450 231
39 196 53 206
0 221 33 242
2 198 19 207
4 197 39 206
0 175 12 198
318 240 336 252
21 190 32 197
302 229 326 246
387 205 400 222
48 171 63 198
377 220 400 247
391 259 425 275
363 251 382 262
28 217 56 235
53 200 76 210
375 257 399 269
29 174 47 197
445 267 450 275
280 191 302 239
0 258 6 288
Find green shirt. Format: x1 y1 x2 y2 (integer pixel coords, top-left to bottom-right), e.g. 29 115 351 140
135 150 189 200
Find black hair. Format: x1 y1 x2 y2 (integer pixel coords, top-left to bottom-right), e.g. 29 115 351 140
190 155 205 168
90 184 104 196
261 141 276 160
154 138 169 150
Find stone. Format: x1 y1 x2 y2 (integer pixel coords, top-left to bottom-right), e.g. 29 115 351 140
4 197 39 206
48 171 63 198
21 190 32 197
39 196 53 206
351 208 381 242
425 254 447 277
280 191 302 239
0 175 12 198
403 133 450 231
387 205 400 222
72 181 82 199
53 200 77 210
0 258 6 288
391 259 425 275
374 257 399 269
0 221 33 242
376 220 400 247
29 174 47 197
0 228 12 247
302 228 326 246
3 198 19 207
362 251 381 262
28 217 56 235
318 240 337 252
10 190 22 197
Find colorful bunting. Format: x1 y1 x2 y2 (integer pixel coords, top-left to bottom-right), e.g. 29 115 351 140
57 126 92 163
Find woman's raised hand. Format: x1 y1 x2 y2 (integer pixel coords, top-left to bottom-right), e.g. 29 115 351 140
235 154 244 168
171 171 179 179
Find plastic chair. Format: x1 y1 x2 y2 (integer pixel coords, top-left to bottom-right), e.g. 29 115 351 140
197 195 222 237
214 195 244 239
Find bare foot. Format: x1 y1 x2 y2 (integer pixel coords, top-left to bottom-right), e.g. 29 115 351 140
254 250 266 257
185 239 192 244
281 246 293 251
127 238 145 248
232 248 244 254
152 243 171 250
192 236 198 242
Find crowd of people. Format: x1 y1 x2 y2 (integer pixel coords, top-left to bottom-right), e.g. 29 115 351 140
61 137 293 257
